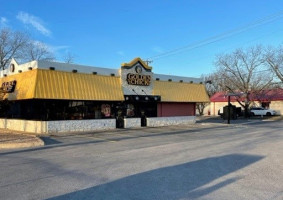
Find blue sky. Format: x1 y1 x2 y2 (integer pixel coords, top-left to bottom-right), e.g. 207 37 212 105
1 0 283 77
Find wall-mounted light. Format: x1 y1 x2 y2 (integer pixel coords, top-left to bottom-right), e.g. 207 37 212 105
135 96 139 100
145 97 149 101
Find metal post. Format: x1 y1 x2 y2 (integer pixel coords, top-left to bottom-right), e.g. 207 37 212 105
228 96 231 124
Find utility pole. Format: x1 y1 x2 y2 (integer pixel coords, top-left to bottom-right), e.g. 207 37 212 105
228 96 231 124
144 60 153 66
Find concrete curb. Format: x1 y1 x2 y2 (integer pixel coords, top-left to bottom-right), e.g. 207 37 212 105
0 130 45 149
0 138 44 149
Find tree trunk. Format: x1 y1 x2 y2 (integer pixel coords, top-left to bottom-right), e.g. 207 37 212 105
244 104 249 118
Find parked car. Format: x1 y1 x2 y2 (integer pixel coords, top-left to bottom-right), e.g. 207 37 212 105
249 107 276 116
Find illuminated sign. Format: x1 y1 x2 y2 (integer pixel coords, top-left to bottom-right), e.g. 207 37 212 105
126 73 151 86
1 80 16 93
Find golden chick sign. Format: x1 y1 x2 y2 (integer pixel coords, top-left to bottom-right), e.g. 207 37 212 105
1 80 17 93
126 65 151 86
121 58 154 95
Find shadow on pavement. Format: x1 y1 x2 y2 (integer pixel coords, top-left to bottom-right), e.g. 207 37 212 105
48 154 263 200
39 137 62 145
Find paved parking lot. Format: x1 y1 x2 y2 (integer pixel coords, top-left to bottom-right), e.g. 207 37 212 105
0 120 282 200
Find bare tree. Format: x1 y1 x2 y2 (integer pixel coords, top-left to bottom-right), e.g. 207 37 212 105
24 40 55 62
215 46 274 117
0 28 55 69
196 73 224 115
63 52 75 64
196 103 206 116
265 45 283 82
0 28 29 69
203 73 227 96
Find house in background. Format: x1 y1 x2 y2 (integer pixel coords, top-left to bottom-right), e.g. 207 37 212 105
208 89 283 116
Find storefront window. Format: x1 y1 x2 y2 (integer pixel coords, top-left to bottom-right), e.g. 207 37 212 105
126 104 135 117
101 104 111 118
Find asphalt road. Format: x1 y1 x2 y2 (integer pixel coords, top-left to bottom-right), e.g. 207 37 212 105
0 120 282 200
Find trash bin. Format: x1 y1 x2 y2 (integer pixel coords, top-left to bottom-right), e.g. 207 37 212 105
223 105 237 120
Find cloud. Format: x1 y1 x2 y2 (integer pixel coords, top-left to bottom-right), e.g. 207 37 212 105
117 51 125 56
32 40 51 49
0 17 8 27
32 41 71 60
16 11 51 37
32 41 69 54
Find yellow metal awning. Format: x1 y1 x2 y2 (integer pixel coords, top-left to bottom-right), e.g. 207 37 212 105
0 70 37 100
1 69 209 102
0 69 124 101
153 81 210 102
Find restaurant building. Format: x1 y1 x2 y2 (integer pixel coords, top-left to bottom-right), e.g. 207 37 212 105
0 57 209 134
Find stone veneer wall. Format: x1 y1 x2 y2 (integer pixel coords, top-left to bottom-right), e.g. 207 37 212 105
146 116 196 127
124 118 141 128
47 119 116 133
0 119 116 134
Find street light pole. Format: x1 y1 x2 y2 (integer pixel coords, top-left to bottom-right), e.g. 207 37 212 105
228 96 231 124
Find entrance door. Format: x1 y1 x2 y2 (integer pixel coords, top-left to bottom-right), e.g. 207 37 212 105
139 102 157 126
141 110 146 127
116 109 124 128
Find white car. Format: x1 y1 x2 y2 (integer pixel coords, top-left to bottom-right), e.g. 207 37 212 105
250 107 276 116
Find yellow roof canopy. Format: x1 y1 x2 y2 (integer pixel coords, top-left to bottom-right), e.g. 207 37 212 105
153 81 210 102
0 69 124 101
1 68 209 103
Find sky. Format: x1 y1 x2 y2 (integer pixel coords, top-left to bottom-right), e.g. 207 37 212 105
1 0 283 77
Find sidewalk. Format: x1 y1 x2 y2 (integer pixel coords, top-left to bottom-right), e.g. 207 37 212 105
196 115 283 123
0 129 44 149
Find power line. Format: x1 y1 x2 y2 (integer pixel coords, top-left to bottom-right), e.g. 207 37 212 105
185 26 283 71
147 10 283 61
